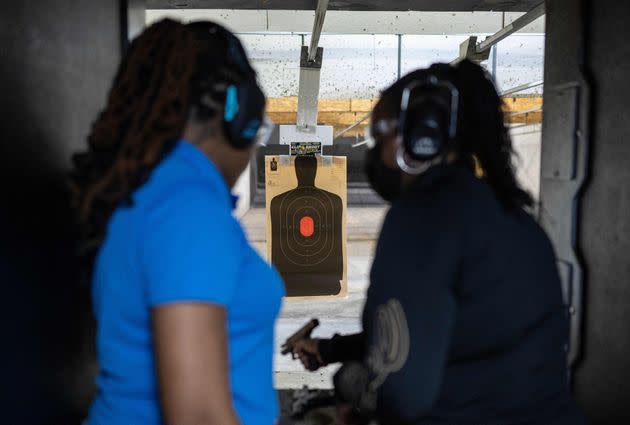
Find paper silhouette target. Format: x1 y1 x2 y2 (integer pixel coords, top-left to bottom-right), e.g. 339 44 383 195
266 155 347 298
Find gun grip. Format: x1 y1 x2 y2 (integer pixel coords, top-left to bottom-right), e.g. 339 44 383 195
304 352 322 371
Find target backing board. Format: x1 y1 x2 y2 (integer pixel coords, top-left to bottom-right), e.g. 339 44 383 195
265 155 347 299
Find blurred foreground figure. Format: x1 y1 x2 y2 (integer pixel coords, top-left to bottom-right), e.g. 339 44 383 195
71 19 283 425
291 61 586 425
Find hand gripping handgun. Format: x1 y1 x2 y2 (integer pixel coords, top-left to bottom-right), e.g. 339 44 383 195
281 318 320 370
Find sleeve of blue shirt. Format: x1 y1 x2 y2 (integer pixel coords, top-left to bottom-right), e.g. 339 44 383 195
139 183 240 307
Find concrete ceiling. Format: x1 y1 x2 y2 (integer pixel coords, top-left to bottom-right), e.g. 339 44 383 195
146 9 546 34
146 0 542 12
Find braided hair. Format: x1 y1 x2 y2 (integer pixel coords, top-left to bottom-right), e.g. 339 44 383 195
71 19 255 255
375 60 533 210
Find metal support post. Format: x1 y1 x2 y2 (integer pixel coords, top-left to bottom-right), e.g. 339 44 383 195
308 0 329 62
297 46 324 132
451 36 491 65
296 0 328 133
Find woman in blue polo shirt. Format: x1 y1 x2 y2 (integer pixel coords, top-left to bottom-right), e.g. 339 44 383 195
71 20 284 425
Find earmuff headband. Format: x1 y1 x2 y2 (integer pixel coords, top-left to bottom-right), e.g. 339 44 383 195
188 21 268 149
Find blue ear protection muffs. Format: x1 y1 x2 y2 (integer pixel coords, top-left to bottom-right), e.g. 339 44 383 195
222 78 266 149
188 22 267 149
395 72 460 174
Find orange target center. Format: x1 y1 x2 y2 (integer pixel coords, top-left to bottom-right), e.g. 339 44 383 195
300 216 315 237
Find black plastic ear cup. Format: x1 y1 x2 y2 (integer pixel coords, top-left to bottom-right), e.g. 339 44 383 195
404 97 449 161
396 74 459 167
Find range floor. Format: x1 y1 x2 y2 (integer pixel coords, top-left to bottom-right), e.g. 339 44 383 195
240 206 387 389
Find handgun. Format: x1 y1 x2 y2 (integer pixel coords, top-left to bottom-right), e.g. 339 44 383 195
281 318 320 370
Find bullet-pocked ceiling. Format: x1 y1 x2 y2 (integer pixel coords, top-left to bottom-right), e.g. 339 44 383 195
146 0 541 12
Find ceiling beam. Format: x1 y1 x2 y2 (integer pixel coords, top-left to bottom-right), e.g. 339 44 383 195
476 1 545 52
146 9 545 34
147 0 541 13
451 1 545 64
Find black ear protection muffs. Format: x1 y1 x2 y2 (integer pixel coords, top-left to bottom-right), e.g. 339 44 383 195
188 22 267 149
395 72 460 174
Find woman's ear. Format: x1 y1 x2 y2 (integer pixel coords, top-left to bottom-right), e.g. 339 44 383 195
182 113 223 146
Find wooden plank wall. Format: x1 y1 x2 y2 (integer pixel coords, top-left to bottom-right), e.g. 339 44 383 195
267 96 543 137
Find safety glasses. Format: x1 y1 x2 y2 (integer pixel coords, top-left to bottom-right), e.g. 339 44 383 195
254 115 276 147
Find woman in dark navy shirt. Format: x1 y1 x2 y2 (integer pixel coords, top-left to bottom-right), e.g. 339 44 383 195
294 61 585 425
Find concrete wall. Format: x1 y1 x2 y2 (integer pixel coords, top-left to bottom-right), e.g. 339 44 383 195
0 1 122 424
542 0 630 422
575 0 630 422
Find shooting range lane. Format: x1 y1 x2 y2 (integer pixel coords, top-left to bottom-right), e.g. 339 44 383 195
240 206 387 388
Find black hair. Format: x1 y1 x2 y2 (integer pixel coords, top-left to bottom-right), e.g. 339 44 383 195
70 19 256 256
374 60 534 210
